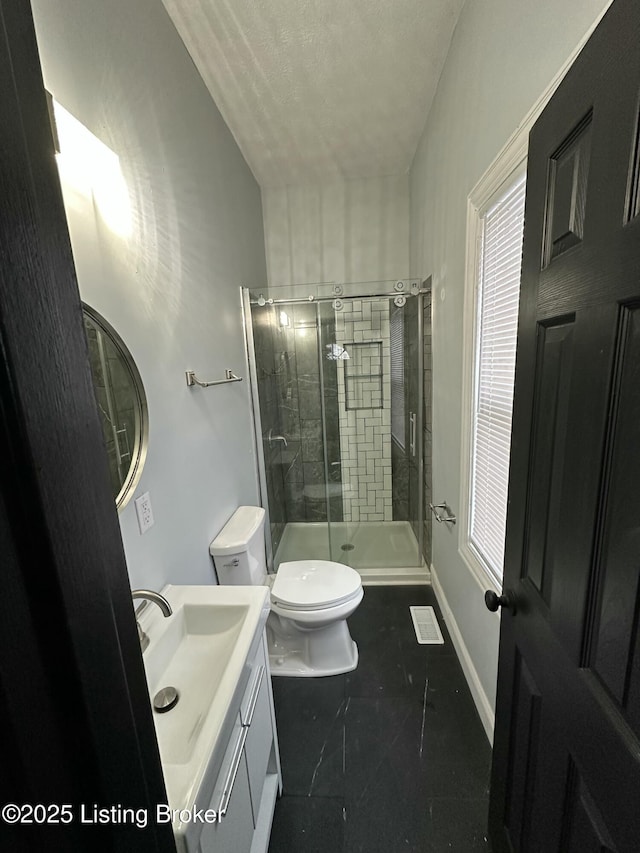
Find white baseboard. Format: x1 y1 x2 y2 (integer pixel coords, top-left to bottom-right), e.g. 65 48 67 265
430 564 495 745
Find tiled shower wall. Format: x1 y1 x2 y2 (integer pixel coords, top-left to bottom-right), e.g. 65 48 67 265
277 302 342 525
335 300 392 522
251 302 342 559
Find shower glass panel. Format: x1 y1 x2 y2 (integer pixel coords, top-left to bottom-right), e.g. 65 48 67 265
245 282 428 582
325 295 422 573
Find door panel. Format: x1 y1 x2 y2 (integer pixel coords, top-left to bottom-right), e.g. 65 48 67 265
489 1 640 850
523 318 574 605
543 113 592 266
504 652 542 851
546 304 618 664
563 764 618 853
627 110 640 222
591 304 640 729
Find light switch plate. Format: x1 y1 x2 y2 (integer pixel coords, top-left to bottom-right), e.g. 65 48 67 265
135 491 154 534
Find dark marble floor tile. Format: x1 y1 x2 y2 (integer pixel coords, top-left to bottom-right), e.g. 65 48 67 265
428 797 492 851
346 592 459 699
349 658 490 767
422 759 491 800
268 796 345 853
270 585 492 853
351 585 456 653
344 695 490 807
418 657 491 767
343 787 430 853
272 675 347 797
345 620 431 698
344 790 490 853
344 694 426 805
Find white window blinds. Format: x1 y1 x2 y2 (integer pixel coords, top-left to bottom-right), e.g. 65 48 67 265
390 306 405 447
470 173 526 581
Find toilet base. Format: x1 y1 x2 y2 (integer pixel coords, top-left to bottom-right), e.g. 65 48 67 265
266 612 359 677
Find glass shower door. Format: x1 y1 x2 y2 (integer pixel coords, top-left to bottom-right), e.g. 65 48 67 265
323 294 423 572
249 296 335 568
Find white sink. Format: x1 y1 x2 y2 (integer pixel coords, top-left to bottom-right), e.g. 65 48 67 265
138 584 270 817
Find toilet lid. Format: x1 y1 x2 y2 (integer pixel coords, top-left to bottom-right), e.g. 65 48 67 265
271 560 362 610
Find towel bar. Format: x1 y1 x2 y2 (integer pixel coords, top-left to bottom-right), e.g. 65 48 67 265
185 369 243 388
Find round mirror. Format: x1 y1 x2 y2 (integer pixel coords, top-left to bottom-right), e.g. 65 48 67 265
83 304 148 511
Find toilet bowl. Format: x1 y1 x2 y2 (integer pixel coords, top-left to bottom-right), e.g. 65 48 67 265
210 506 363 677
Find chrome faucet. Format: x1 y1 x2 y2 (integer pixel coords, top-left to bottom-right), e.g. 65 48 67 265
132 589 172 652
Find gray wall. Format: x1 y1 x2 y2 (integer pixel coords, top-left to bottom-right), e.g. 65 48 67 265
31 0 267 590
409 0 612 728
262 175 410 287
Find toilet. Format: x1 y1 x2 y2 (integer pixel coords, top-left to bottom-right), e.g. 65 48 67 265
210 506 363 677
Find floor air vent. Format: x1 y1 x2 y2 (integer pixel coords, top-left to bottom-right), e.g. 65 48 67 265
410 606 444 645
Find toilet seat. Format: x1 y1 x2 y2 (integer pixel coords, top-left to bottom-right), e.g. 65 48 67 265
271 560 362 610
270 587 364 627
272 589 362 613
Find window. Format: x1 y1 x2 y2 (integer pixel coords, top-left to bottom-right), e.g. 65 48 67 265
456 22 598 593
468 171 526 583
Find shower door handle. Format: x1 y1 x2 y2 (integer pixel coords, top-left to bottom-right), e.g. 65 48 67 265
409 412 417 457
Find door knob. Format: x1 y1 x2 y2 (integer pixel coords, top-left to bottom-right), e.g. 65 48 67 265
484 590 516 613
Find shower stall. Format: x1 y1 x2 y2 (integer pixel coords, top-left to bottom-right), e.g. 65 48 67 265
243 280 432 584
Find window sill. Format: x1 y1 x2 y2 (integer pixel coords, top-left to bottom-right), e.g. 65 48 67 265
458 539 502 597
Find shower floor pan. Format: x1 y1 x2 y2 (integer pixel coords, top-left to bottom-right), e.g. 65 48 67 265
274 521 429 585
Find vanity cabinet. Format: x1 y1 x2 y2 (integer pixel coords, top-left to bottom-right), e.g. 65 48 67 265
189 633 281 853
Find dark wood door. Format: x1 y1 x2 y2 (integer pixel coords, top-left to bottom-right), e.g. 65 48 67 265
0 3 175 850
489 1 640 850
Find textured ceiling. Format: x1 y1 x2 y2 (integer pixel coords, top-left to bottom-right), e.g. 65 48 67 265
161 0 465 188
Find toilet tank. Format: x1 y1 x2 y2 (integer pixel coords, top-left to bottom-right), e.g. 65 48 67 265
209 506 267 585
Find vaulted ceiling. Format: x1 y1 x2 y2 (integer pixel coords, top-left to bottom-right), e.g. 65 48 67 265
161 0 465 188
